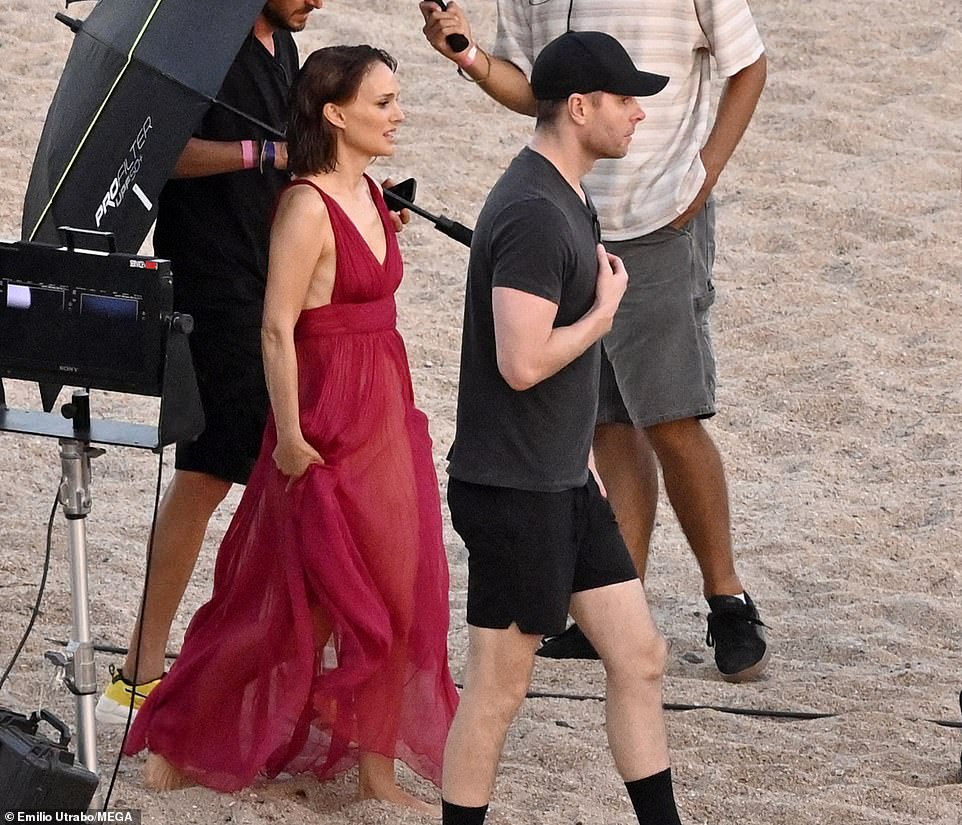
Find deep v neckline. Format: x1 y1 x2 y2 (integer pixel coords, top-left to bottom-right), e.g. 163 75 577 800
318 176 390 269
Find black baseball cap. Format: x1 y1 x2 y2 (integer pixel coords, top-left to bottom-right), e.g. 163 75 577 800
530 31 669 101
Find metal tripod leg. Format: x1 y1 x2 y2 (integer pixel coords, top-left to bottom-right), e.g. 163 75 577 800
51 437 104 804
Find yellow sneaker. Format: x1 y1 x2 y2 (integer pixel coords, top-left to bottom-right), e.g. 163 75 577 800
94 665 163 725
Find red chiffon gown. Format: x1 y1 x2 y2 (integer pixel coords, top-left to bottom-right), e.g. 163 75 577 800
125 175 459 791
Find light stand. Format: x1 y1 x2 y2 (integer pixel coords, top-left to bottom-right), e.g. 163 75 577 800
43 395 102 797
1 389 199 810
2 389 176 810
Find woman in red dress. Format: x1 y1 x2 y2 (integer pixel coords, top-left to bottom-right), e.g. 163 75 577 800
125 45 459 815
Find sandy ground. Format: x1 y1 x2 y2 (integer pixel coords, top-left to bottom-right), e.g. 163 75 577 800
1 1 961 823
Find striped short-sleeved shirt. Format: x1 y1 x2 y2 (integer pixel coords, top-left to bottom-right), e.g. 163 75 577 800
493 0 765 239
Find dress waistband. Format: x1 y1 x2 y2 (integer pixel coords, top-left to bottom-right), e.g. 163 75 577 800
294 295 397 340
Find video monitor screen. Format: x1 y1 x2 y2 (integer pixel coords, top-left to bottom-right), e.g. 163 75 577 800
0 241 172 396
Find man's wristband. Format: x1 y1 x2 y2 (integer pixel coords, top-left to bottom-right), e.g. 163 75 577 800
454 43 478 69
259 140 276 173
456 47 492 83
240 140 258 170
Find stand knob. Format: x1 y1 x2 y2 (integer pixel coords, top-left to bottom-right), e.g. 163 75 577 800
170 312 194 335
61 391 91 432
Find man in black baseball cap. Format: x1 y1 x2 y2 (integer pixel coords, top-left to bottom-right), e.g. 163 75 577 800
438 26 684 825
423 0 771 690
530 30 669 100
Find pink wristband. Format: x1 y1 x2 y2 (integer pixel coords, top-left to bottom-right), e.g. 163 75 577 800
240 140 257 170
455 43 478 68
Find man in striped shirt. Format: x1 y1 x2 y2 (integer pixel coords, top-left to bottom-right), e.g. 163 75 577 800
422 0 770 683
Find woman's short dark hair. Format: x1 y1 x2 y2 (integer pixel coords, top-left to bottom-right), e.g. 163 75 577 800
288 45 397 176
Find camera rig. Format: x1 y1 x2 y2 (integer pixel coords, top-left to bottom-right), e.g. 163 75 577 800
0 230 204 805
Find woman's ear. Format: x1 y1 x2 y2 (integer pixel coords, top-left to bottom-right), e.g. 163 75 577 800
322 101 345 130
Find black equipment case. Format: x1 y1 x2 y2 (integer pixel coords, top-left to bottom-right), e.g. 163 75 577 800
0 707 98 811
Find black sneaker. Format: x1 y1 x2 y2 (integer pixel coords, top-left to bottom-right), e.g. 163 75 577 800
536 623 600 660
705 593 770 682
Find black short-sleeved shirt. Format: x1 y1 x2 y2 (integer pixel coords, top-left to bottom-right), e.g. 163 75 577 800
154 31 299 330
447 147 602 492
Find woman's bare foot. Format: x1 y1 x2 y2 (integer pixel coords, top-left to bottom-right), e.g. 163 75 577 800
143 753 194 791
357 752 440 818
358 782 441 818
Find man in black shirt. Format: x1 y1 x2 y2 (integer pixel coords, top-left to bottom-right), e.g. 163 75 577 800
442 32 685 825
96 0 324 724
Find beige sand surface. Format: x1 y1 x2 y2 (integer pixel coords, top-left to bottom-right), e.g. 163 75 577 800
0 1 960 823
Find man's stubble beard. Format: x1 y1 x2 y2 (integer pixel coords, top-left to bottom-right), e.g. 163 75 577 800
261 2 309 33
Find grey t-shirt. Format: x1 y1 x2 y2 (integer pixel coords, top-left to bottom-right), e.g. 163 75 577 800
447 147 601 492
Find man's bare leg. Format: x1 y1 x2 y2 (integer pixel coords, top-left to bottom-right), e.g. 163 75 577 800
643 417 741 597
124 469 232 683
592 422 659 580
442 624 542 811
644 417 768 682
571 580 683 823
570 579 671 778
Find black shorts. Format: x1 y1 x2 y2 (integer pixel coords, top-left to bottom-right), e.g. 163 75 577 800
175 320 269 485
447 475 638 636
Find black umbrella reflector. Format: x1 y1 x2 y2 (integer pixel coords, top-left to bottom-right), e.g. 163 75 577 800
22 0 266 253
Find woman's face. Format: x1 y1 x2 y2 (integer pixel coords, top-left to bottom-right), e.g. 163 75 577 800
338 61 404 159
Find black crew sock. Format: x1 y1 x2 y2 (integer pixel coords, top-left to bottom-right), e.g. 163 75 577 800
625 767 683 824
441 799 489 825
